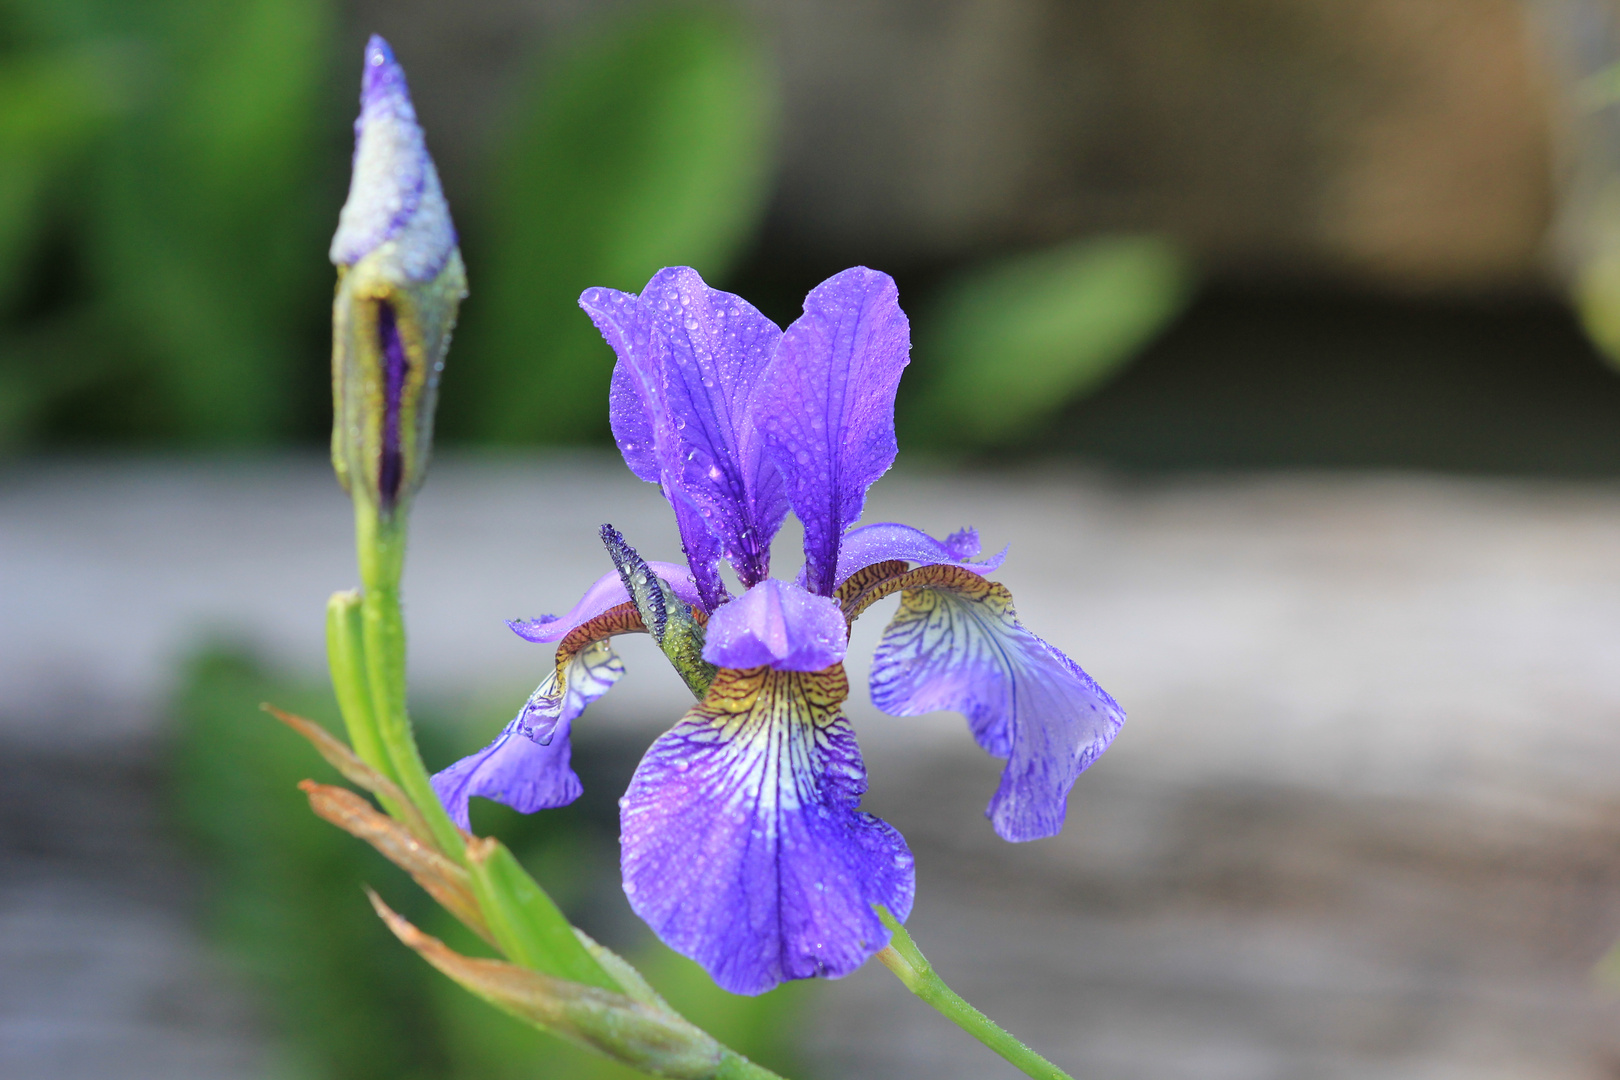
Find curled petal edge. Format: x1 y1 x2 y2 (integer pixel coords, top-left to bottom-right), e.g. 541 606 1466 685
434 602 671 828
811 522 1007 594
844 562 1125 842
508 562 700 643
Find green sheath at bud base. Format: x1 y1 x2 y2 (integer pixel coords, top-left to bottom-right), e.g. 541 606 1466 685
331 250 466 516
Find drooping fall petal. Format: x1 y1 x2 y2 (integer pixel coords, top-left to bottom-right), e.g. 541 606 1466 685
620 665 913 995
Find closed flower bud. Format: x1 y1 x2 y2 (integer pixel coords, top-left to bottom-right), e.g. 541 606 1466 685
330 35 466 516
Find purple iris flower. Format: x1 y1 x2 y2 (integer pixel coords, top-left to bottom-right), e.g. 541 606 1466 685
433 266 1124 995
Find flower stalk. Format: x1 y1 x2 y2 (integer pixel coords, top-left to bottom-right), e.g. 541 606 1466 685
286 31 1109 1080
874 907 1074 1080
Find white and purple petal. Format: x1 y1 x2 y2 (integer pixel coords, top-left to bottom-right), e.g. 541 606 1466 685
514 633 626 745
868 565 1124 842
508 563 698 644
329 36 455 280
620 665 913 995
430 716 582 830
702 579 848 672
753 268 911 596
434 600 655 826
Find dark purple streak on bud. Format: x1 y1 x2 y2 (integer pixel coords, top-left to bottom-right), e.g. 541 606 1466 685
378 301 408 512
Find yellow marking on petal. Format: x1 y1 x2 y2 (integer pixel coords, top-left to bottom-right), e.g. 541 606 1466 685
525 602 713 732
837 560 1015 624
675 665 851 818
835 559 910 621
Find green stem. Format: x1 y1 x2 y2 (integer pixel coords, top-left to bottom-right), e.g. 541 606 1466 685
354 500 464 856
714 1050 789 1080
874 907 1073 1080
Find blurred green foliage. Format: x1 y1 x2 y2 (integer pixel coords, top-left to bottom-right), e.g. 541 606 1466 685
0 1 777 451
0 0 337 447
447 5 776 443
171 649 810 1080
903 235 1194 449
0 0 1183 457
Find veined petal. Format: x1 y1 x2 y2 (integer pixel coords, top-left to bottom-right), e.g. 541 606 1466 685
620 665 913 995
513 602 645 744
434 602 656 826
585 286 663 485
639 268 788 587
508 563 699 644
701 579 848 672
819 522 1008 592
581 269 789 601
754 268 910 596
430 716 582 830
863 564 1124 842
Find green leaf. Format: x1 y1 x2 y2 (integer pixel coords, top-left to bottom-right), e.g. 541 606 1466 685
907 235 1195 447
451 3 776 443
170 650 447 1080
465 835 620 992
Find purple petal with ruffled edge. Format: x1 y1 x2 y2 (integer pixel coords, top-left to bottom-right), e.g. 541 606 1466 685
508 562 699 644
754 267 910 597
513 630 627 745
869 568 1124 842
584 285 726 604
430 716 582 830
581 270 788 606
621 666 913 995
329 36 455 281
638 268 788 586
589 287 663 485
702 579 848 672
821 522 1008 589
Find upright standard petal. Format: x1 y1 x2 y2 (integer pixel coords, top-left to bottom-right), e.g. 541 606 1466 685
638 269 789 586
620 665 914 995
754 268 910 596
701 579 848 672
581 270 789 605
330 36 456 281
862 564 1124 842
582 287 664 485
430 716 582 830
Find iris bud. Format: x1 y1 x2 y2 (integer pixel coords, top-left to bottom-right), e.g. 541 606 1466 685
330 35 466 516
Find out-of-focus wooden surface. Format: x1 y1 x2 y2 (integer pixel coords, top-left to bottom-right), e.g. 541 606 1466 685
2 457 1619 1077
359 0 1559 292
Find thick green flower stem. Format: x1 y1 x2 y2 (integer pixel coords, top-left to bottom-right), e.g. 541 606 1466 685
353 500 465 856
874 908 1073 1080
